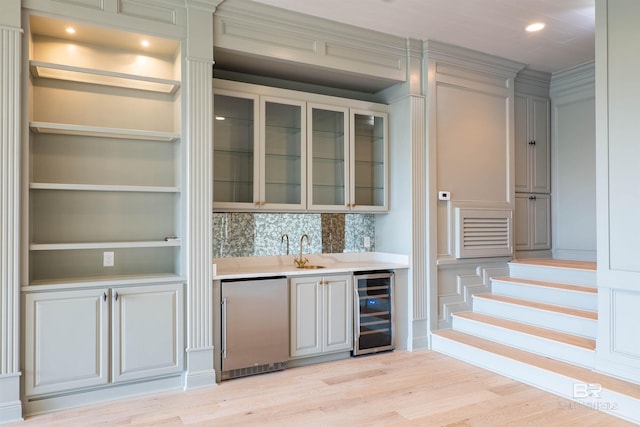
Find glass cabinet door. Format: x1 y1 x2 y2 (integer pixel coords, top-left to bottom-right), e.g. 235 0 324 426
308 104 349 211
213 91 259 209
350 110 388 211
260 97 306 210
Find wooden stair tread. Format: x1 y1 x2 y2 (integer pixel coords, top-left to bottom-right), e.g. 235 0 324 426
475 293 598 320
434 329 640 400
510 258 596 271
492 276 597 294
454 311 595 350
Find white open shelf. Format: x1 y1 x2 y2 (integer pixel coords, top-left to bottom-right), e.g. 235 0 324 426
30 183 180 193
30 121 180 142
30 60 180 94
25 273 186 290
30 240 181 251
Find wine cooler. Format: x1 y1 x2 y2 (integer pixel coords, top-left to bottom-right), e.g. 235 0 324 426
353 271 394 356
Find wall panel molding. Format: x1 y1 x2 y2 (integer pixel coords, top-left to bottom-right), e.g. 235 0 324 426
437 262 509 329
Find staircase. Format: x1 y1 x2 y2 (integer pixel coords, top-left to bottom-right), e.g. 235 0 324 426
432 259 640 425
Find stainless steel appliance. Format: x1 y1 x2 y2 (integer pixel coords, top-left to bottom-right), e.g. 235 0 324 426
220 277 288 380
353 271 394 355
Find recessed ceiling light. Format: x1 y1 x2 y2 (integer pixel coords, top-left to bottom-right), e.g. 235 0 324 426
65 27 76 34
141 40 150 48
526 22 545 32
215 116 226 121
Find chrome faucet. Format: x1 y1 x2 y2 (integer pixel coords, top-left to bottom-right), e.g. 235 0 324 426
281 233 290 255
294 234 310 268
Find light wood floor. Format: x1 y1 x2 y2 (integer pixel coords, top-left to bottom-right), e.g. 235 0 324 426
11 351 634 426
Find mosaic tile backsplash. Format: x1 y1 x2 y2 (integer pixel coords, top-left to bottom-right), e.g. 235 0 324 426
212 213 375 258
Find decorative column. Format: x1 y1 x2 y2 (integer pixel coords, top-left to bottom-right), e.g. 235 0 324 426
0 1 24 422
183 0 221 389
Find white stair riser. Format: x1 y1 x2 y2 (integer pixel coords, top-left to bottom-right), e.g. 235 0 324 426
472 297 597 339
431 334 640 425
509 264 596 287
491 280 597 311
452 315 595 368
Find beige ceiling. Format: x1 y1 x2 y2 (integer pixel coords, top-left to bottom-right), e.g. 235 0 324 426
251 0 595 73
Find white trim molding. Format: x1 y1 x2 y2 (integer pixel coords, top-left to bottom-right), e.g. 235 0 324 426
0 23 23 424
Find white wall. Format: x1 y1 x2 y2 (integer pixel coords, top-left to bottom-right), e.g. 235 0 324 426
424 42 522 327
550 63 596 261
595 0 640 383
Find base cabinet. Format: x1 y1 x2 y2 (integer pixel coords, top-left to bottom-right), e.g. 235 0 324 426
24 283 184 397
289 274 352 358
24 288 109 396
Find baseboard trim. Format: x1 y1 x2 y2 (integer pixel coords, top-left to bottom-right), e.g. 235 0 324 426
23 375 182 417
0 373 22 424
183 370 217 390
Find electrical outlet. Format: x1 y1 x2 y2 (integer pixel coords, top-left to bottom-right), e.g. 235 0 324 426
364 236 371 248
103 251 114 267
438 191 451 201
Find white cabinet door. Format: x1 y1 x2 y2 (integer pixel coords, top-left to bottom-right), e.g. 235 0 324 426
260 96 307 211
111 284 184 383
350 110 388 212
514 94 530 193
515 193 551 251
290 274 352 358
24 289 109 396
323 276 353 353
307 103 350 211
213 90 260 210
514 94 550 194
514 194 531 250
531 193 551 250
290 277 322 357
530 97 550 194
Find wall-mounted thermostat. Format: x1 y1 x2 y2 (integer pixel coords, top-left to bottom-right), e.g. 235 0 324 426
438 191 451 201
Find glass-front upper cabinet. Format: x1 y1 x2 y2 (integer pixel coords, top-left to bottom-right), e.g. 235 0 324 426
213 90 259 210
308 104 349 211
350 110 388 212
260 97 306 210
213 92 306 211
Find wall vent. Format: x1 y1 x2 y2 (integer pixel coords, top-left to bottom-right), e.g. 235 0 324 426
455 208 512 259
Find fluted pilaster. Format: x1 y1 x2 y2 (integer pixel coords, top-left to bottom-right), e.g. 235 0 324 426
411 95 427 321
186 56 213 352
184 56 215 388
183 0 217 389
0 23 23 423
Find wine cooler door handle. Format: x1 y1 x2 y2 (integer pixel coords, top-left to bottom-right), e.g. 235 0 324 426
353 287 361 345
221 297 228 360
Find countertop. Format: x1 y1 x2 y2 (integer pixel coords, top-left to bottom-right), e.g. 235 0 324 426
212 252 410 280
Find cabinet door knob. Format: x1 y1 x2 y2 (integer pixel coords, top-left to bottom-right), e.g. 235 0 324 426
529 195 537 200
103 292 107 302
529 140 536 145
114 291 119 301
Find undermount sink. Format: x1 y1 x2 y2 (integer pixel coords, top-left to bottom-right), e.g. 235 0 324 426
296 265 325 269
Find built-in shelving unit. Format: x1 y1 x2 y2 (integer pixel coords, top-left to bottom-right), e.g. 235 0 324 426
25 15 184 287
